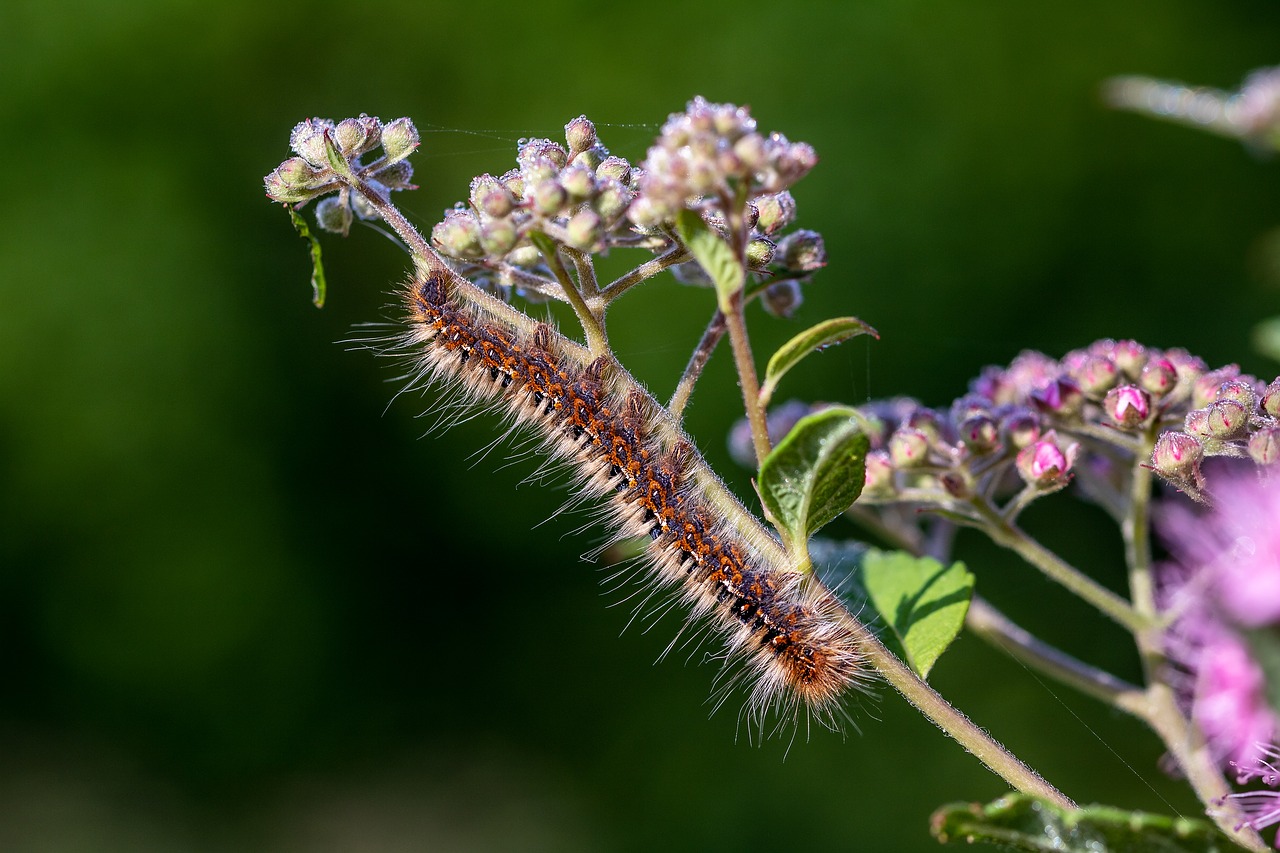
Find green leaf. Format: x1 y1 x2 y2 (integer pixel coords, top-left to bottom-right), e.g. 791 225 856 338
759 317 878 407
288 206 327 308
861 549 973 679
758 407 868 557
675 209 744 311
931 794 1231 852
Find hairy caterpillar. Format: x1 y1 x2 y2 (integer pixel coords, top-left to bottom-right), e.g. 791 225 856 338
392 263 870 733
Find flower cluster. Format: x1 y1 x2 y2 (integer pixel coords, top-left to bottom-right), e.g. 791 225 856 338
264 115 420 236
429 100 826 312
733 341 1279 523
1156 473 1280 841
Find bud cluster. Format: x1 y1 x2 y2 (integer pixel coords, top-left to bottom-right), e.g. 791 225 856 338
430 101 827 310
264 115 420 236
734 340 1279 518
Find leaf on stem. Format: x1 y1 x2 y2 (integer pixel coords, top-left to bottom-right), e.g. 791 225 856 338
759 317 879 407
758 407 868 560
860 549 973 679
288 205 327 308
676 209 744 312
931 794 1230 852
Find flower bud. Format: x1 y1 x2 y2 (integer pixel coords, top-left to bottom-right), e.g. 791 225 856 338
753 191 796 235
334 116 374 156
762 280 802 318
559 163 598 200
863 450 895 496
1001 409 1041 449
315 196 352 235
746 236 776 269
1103 384 1150 428
959 413 1000 453
480 217 518 256
381 117 420 165
565 208 603 251
1071 355 1118 397
264 158 328 203
775 229 826 272
499 169 525 200
565 115 598 156
1206 399 1248 439
518 138 568 171
1249 426 1280 466
572 145 609 172
529 179 568 216
1184 407 1213 439
290 117 335 168
1193 366 1241 409
1151 431 1204 482
432 209 483 258
1215 379 1258 411
903 408 943 444
1113 340 1147 379
1016 434 1074 488
374 160 415 190
889 428 931 468
596 156 632 184
593 179 632 226
1031 377 1084 419
1139 357 1178 398
507 245 541 268
1262 378 1280 417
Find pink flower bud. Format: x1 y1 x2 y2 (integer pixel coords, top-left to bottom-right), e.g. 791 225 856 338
1031 377 1084 419
863 450 895 496
1139 357 1178 398
1207 400 1248 439
1016 432 1074 487
1071 355 1118 397
1151 431 1204 481
1001 409 1041 449
1103 384 1151 428
564 115 598 156
889 428 931 468
959 413 1000 453
1113 340 1147 379
1193 366 1241 409
1249 427 1280 466
1262 378 1280 417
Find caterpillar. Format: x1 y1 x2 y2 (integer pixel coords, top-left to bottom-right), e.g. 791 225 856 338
393 261 870 734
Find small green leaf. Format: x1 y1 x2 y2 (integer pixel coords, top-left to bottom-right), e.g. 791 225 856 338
932 794 1231 852
758 407 868 557
675 209 744 311
759 317 879 407
861 549 973 678
288 206 328 308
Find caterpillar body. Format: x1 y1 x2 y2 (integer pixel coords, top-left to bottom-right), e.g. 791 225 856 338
397 264 869 732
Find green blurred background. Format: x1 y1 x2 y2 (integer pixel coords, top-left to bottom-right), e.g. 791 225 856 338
3 1 1279 850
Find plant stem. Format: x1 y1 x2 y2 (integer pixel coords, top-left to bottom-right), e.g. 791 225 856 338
530 232 609 356
668 310 727 423
602 245 689 301
722 290 771 466
837 609 1076 810
966 596 1148 715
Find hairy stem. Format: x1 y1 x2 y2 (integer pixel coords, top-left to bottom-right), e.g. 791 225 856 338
602 245 689 302
723 290 770 466
840 610 1076 810
668 310 727 423
530 232 609 355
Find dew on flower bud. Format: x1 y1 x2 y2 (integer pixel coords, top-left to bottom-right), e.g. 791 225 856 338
529 178 569 216
564 115 598 156
432 209 484 259
596 156 632 184
380 117 420 165
480 217 518 256
559 163 598 201
334 116 372 156
593 178 633 226
1215 379 1259 411
1249 427 1280 466
1031 377 1084 419
1207 400 1249 439
959 413 1000 453
1113 340 1148 379
1072 355 1119 397
1262 378 1280 417
1184 407 1213 439
1140 357 1179 397
1151 430 1204 482
1104 384 1151 429
375 160 415 190
290 117 335 168
518 138 568 172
